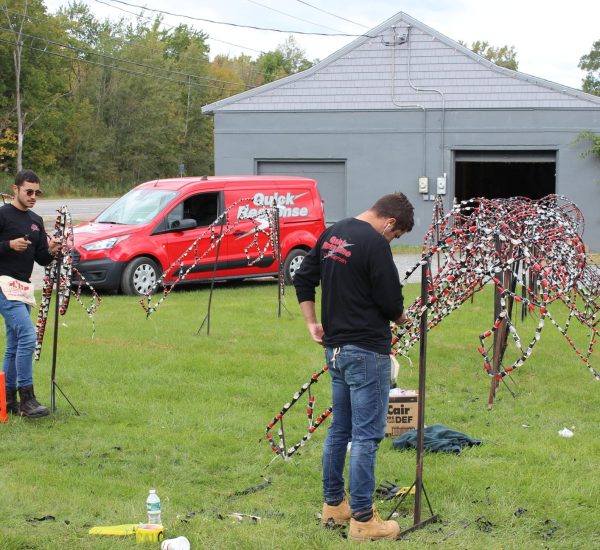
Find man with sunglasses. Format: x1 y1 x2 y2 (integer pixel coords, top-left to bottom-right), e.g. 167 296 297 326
0 170 61 417
294 192 414 541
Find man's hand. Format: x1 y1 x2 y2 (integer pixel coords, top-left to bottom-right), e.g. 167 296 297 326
395 311 408 325
9 236 30 253
307 322 325 346
48 237 62 254
299 301 325 346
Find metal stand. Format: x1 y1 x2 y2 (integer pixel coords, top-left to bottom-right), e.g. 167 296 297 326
197 215 227 336
388 260 438 534
50 251 80 416
487 238 518 408
272 209 284 319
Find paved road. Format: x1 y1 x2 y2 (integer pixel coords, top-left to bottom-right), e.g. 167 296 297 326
35 197 116 221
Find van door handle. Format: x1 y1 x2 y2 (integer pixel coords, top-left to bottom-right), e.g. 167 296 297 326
232 231 245 236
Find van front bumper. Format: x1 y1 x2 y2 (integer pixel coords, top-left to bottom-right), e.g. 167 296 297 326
72 257 126 291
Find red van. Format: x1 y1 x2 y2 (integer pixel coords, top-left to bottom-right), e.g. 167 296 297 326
72 176 325 295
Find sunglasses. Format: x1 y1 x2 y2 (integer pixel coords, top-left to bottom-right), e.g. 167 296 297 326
22 189 43 197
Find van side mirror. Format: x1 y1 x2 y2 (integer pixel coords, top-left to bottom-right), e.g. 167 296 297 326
178 218 197 230
170 218 197 230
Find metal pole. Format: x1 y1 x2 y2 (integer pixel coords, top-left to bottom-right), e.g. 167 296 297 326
488 235 502 408
197 214 226 336
50 252 62 413
414 259 430 525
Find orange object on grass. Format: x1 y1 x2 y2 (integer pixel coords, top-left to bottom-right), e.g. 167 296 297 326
0 372 8 423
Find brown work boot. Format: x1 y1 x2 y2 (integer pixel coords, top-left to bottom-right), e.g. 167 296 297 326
18 386 49 418
6 387 19 414
321 498 352 526
348 508 401 541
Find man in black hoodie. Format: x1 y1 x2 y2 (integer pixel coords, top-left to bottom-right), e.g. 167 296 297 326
0 170 61 417
294 192 414 541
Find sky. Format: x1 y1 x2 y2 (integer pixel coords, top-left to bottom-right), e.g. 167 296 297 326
42 0 599 90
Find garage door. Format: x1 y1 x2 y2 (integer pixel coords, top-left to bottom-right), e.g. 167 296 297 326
454 150 556 202
256 160 346 223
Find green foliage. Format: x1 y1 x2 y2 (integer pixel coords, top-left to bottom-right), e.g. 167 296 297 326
0 126 17 169
256 36 314 84
0 4 320 193
0 283 599 548
576 130 600 160
1 0 73 170
460 40 519 70
579 38 600 95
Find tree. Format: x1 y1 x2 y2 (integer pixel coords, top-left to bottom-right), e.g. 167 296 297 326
256 36 314 84
0 0 72 171
55 10 218 188
579 39 600 96
460 40 519 70
211 53 260 90
577 130 600 161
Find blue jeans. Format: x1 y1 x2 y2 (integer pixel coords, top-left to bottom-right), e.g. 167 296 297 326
322 345 391 513
0 290 36 389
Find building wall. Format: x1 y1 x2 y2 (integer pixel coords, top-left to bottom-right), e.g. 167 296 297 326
212 108 600 250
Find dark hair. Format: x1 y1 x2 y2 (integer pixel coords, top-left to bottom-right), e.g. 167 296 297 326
15 170 41 186
371 192 414 232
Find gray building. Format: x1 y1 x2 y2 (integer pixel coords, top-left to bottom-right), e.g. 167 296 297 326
202 12 600 250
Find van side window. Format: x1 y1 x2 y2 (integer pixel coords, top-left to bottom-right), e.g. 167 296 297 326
167 192 220 229
184 193 219 226
166 203 184 229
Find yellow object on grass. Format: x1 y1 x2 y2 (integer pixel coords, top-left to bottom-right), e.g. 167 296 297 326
88 523 164 542
135 524 165 543
88 524 138 536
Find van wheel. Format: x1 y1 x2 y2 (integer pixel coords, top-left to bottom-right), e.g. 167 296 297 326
121 257 160 296
283 249 307 285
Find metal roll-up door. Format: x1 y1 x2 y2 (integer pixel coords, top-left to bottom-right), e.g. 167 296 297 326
257 160 346 223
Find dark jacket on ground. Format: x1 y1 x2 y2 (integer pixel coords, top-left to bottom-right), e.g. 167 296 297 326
392 425 482 453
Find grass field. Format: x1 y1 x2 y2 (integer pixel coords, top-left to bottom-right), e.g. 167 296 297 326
1 280 599 549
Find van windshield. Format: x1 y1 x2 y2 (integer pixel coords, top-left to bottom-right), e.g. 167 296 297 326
96 189 178 225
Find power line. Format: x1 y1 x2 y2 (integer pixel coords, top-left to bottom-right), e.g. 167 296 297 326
294 0 370 29
246 0 346 34
0 36 245 91
1 3 310 94
93 0 264 54
90 0 318 82
91 0 290 84
3 2 264 65
0 24 249 88
97 0 371 37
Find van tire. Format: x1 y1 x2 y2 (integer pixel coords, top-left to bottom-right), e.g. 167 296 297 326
283 249 307 285
121 257 161 296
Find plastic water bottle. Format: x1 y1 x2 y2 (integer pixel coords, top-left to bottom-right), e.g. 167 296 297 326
146 489 162 525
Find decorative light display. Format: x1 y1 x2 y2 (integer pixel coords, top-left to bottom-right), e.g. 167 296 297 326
264 195 599 460
34 206 101 360
140 200 281 316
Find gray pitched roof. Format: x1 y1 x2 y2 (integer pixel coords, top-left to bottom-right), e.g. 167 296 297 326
202 11 600 113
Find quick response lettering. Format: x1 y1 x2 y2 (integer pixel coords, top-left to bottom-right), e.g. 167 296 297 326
322 238 352 258
237 191 309 220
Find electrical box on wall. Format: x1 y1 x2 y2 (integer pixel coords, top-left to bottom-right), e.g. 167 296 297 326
436 176 447 195
418 176 429 194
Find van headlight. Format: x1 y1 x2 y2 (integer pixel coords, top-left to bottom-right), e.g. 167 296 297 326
82 235 130 251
